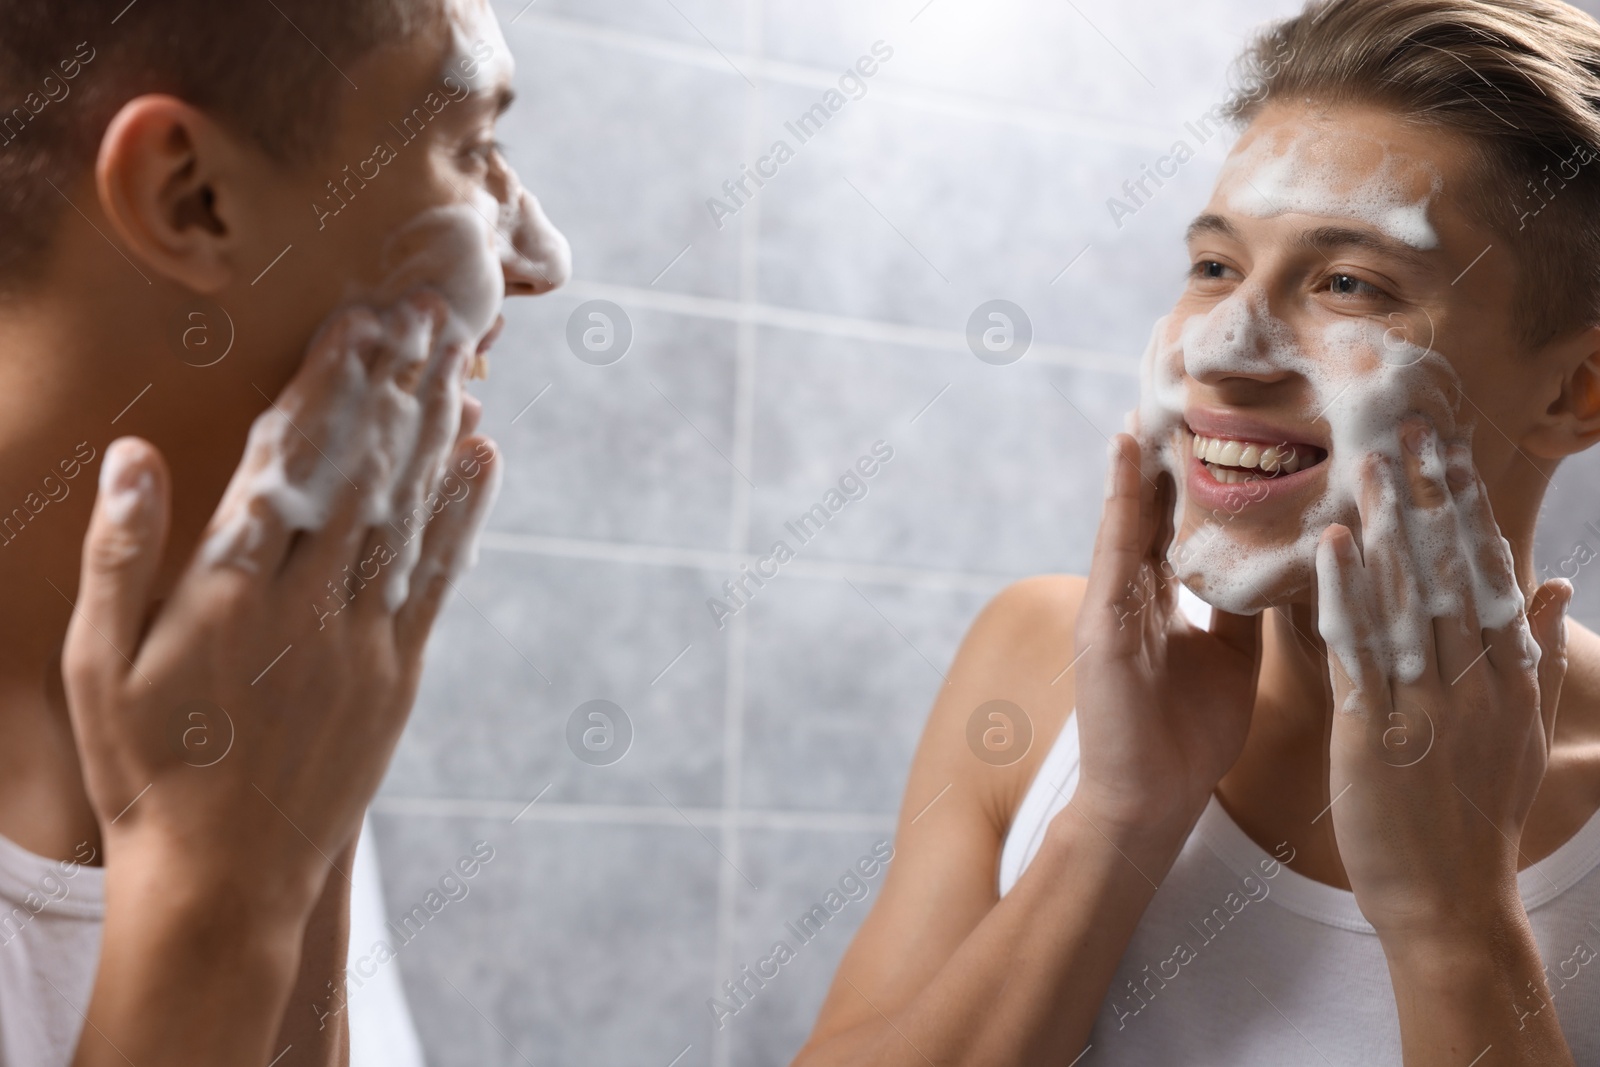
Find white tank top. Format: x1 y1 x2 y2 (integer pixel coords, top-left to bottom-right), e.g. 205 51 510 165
0 819 425 1067
999 592 1600 1065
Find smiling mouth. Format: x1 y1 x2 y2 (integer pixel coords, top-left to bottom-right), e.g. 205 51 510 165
1188 431 1329 484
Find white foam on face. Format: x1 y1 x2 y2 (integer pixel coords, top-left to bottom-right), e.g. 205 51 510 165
1219 126 1443 250
440 0 571 296
446 0 513 96
371 203 504 347
1136 293 1524 683
195 1 567 611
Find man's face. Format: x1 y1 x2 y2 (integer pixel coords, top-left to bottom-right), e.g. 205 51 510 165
1139 102 1544 613
233 0 568 391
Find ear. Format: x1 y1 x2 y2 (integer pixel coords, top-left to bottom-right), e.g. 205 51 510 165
1524 324 1600 460
95 95 243 293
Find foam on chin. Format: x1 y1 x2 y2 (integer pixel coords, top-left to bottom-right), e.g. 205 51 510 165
1135 295 1521 682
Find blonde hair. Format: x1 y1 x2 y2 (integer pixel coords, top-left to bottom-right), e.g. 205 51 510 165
1228 0 1600 347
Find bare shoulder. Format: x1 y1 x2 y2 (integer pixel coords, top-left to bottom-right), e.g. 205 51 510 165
917 573 1089 834
797 573 1092 1049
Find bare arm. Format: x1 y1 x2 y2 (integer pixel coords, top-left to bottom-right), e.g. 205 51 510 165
798 436 1264 1066
66 297 496 1065
272 842 358 1067
1317 429 1577 1065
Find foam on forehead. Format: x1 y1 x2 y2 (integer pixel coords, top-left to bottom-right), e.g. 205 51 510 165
1219 125 1443 250
445 0 513 93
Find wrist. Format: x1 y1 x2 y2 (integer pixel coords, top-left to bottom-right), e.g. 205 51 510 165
1051 796 1196 880
104 824 328 934
89 844 316 1065
1380 896 1537 987
1365 873 1523 948
1063 786 1208 857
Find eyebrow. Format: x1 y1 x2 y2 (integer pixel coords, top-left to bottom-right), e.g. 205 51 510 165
1185 212 1239 243
1184 212 1432 271
1294 224 1431 270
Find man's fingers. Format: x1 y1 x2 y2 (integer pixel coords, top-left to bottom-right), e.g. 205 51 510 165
1316 523 1384 713
200 306 384 576
1528 579 1572 751
277 302 443 600
1397 424 1480 683
395 436 502 657
1357 452 1436 685
1086 434 1157 644
371 339 471 613
64 438 171 694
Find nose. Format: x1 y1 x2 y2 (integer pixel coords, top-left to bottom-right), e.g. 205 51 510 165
1183 288 1295 387
496 170 571 296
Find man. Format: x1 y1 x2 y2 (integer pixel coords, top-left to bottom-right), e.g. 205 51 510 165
799 0 1600 1063
0 0 568 1063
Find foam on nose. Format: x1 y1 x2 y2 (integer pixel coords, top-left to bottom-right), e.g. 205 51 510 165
1180 290 1289 380
1138 297 1444 615
495 173 571 294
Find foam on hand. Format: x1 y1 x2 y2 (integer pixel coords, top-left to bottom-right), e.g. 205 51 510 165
199 201 522 605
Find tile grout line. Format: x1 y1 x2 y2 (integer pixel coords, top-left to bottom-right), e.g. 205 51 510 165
711 2 765 1062
513 10 1177 151
372 796 898 832
476 530 1021 594
559 277 1141 378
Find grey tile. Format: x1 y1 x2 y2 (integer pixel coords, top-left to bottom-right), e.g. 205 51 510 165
371 814 718 1067
497 25 751 299
479 291 739 551
384 553 730 807
752 78 1213 357
748 326 1137 576
721 829 900 1065
759 0 1307 129
491 0 747 55
741 574 997 813
1534 444 1600 630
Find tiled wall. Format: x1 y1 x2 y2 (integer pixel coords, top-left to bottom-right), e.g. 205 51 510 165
370 1 1600 1064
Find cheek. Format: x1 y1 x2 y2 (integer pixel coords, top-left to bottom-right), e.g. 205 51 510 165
375 204 505 340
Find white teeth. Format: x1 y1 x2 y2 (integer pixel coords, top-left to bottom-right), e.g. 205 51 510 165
1189 432 1316 478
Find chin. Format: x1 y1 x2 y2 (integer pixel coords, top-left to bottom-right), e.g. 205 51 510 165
1167 525 1318 616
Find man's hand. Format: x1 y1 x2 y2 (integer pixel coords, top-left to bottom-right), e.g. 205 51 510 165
64 293 502 1066
1316 420 1574 1065
1071 433 1264 843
